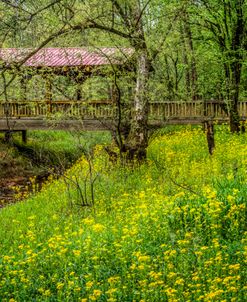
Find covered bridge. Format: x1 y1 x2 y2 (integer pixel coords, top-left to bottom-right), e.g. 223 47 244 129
0 47 134 137
0 47 134 102
0 47 246 141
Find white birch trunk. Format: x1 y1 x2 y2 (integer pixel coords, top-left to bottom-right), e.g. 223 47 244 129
126 47 150 159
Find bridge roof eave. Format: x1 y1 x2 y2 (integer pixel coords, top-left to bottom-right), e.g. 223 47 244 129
0 47 135 73
4 63 133 80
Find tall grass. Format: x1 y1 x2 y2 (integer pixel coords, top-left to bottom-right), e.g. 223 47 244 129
0 126 246 301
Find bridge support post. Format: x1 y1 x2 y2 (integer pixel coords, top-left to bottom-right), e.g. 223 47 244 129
241 121 246 133
21 130 27 143
4 131 12 143
204 121 215 155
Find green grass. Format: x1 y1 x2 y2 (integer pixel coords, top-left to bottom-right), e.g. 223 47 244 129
0 126 246 301
13 130 111 167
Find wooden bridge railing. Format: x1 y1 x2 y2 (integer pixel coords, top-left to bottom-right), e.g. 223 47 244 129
0 100 247 120
149 101 247 119
0 100 116 119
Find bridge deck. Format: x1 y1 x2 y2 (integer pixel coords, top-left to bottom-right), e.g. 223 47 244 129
0 100 246 130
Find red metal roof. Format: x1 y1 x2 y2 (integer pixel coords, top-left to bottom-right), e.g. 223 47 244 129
0 47 134 67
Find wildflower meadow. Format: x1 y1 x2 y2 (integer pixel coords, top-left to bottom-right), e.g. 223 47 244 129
0 126 246 301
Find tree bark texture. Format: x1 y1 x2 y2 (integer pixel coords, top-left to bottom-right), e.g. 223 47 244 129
122 1 151 161
126 47 150 160
182 11 198 100
229 1 244 133
219 0 244 132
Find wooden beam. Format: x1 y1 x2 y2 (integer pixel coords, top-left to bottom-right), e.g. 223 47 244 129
45 76 52 113
0 118 116 131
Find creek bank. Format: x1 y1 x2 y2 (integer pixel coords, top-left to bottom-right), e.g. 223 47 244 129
0 130 111 207
0 142 78 207
0 172 53 208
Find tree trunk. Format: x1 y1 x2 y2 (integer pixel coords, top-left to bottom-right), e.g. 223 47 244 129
229 64 241 133
229 103 240 133
122 1 151 161
228 0 244 133
164 56 174 100
180 23 191 99
126 48 150 160
183 11 198 100
224 62 241 132
182 12 198 100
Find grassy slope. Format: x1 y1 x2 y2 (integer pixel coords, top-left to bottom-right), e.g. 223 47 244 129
0 126 246 302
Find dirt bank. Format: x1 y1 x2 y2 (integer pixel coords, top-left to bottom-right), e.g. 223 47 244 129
0 140 62 207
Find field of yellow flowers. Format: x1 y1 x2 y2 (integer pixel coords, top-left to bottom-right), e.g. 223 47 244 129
0 126 246 301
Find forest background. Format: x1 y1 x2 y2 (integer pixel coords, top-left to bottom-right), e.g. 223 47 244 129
0 0 247 158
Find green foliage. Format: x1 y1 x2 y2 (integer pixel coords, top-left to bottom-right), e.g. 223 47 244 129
1 0 246 102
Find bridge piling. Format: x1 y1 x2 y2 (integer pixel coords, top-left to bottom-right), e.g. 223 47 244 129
204 121 215 155
21 130 27 144
4 131 12 143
